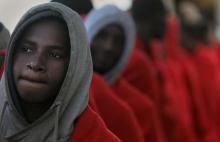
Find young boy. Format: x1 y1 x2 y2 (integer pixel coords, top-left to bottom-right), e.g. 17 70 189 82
0 2 121 142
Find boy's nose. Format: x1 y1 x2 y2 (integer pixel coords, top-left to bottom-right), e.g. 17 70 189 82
26 62 45 72
26 55 46 72
104 38 114 51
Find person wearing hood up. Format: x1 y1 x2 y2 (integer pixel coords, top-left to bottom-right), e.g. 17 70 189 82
0 22 10 77
50 1 146 141
0 2 121 142
85 4 166 142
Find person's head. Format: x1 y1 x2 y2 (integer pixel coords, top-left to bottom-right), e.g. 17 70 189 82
13 17 70 105
177 1 211 52
85 5 135 84
0 3 92 141
0 22 10 50
51 0 93 15
91 23 125 74
2 2 92 128
180 20 211 52
131 0 167 48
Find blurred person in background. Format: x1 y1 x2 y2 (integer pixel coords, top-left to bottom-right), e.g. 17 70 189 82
177 1 220 139
85 4 167 142
131 0 202 142
131 0 167 60
0 22 10 77
162 1 220 141
177 1 213 53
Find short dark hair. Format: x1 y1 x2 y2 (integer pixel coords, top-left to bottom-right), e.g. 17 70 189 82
181 19 209 41
131 0 166 21
51 0 93 15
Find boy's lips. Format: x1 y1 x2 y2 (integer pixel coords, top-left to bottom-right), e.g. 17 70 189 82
20 75 47 84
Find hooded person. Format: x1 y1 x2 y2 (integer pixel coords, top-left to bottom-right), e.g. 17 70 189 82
0 2 121 142
0 22 10 77
85 5 166 142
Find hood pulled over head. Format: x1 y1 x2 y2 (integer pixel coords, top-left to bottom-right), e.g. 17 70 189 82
85 5 136 84
0 2 92 142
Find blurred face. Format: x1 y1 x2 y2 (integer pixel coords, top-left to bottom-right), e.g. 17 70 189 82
13 19 70 104
91 24 125 74
136 11 166 48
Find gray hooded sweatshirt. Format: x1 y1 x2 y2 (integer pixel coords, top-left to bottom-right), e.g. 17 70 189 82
0 2 92 142
85 5 136 84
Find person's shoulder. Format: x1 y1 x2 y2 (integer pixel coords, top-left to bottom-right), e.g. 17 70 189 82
70 106 121 142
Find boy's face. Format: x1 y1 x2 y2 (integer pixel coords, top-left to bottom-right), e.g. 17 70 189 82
13 19 70 104
91 24 125 74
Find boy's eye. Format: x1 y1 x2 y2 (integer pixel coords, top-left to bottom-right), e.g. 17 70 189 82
49 52 62 59
21 46 33 53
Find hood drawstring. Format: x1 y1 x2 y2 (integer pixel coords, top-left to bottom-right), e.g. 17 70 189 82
53 102 61 142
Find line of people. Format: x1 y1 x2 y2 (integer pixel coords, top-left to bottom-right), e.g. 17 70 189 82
1 0 220 141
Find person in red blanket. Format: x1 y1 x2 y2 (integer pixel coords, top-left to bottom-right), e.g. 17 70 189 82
178 2 220 140
0 2 121 142
85 4 166 142
0 22 10 77
131 0 167 60
124 0 166 105
131 0 201 142
164 8 220 141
